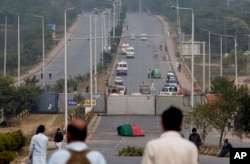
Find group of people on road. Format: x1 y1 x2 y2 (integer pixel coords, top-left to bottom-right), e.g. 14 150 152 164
40 69 52 79
29 106 233 164
29 120 107 164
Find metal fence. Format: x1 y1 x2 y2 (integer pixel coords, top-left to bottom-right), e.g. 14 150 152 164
107 95 155 115
37 90 58 113
57 92 105 113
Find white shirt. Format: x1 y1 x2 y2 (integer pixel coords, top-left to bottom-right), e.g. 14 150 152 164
29 133 48 164
48 141 107 164
141 131 198 164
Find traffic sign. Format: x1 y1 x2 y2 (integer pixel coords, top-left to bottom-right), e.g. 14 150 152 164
80 99 96 107
68 100 77 106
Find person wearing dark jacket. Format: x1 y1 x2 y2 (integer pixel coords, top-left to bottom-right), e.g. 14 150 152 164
189 128 202 150
219 139 233 157
54 128 64 149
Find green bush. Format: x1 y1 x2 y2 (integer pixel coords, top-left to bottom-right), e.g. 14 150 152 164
118 146 144 156
0 130 27 163
0 151 15 164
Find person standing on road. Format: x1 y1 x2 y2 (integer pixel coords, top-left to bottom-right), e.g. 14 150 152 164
54 128 64 149
29 125 48 164
48 119 107 164
148 69 151 78
40 69 43 79
48 69 52 79
189 128 202 151
141 106 198 164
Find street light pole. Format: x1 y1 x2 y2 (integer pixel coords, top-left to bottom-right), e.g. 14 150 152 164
7 10 20 86
172 6 194 108
220 35 223 77
223 35 238 86
200 28 211 92
33 14 45 87
64 6 79 132
4 15 7 76
94 16 97 93
90 15 93 111
203 41 205 93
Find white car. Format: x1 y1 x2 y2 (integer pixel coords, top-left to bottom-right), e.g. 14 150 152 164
141 34 147 41
126 46 135 58
114 76 123 85
129 34 136 40
121 43 129 55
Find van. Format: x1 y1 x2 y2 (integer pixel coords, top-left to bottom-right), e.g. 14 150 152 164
151 68 161 78
121 43 129 55
126 46 135 58
116 61 128 75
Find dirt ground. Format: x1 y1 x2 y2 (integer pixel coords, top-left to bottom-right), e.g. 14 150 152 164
0 114 65 140
238 76 250 88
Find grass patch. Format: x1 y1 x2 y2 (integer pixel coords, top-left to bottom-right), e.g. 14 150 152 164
118 146 144 156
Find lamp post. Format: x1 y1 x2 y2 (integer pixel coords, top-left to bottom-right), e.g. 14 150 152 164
33 14 45 87
202 41 205 93
223 35 238 86
4 15 7 76
211 32 223 77
108 0 116 40
172 6 194 108
94 16 97 93
64 6 79 132
7 10 20 86
89 15 93 111
200 28 211 92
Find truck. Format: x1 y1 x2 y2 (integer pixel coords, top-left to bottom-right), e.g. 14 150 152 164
116 61 128 75
108 85 127 95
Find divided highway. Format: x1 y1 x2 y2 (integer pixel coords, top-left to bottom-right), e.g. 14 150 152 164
34 13 113 86
88 13 229 164
111 13 173 94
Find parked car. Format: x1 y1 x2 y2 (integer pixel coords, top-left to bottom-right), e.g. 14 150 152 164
166 71 176 82
151 68 161 78
139 83 151 94
141 34 147 41
114 76 123 85
129 34 136 40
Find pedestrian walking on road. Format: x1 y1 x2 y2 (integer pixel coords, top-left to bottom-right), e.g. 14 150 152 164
189 128 202 151
141 106 198 164
150 80 155 92
54 128 64 149
48 69 52 79
29 125 48 164
48 119 107 164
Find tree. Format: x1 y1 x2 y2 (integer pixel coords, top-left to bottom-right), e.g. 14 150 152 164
188 76 248 146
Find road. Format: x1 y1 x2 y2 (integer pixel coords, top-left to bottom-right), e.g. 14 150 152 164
87 13 231 164
86 115 230 164
34 13 113 86
111 13 172 94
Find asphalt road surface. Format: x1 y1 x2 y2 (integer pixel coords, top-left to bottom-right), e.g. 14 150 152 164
35 13 113 86
85 115 230 164
111 13 173 94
